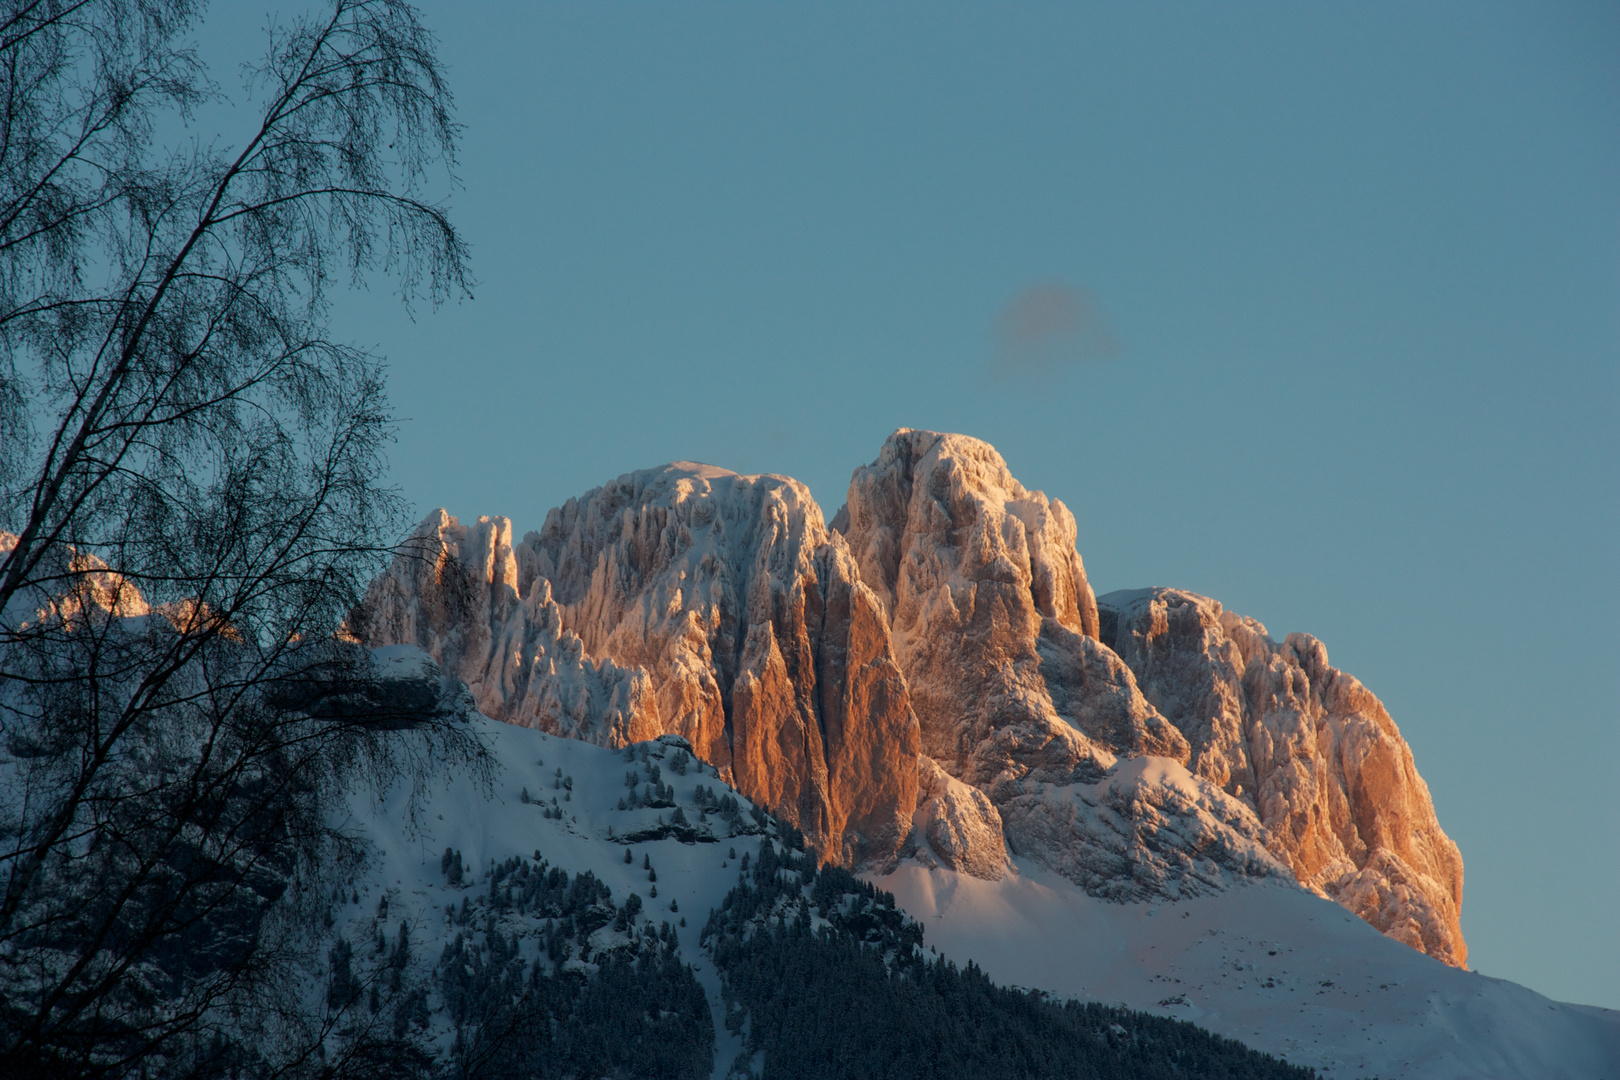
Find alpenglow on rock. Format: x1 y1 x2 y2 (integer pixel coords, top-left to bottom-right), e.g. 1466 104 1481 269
360 430 1467 967
832 431 1280 900
1098 587 1467 967
360 463 921 869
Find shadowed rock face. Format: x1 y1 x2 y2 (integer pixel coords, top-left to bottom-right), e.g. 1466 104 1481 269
1098 587 1466 968
359 430 1466 966
810 540 921 867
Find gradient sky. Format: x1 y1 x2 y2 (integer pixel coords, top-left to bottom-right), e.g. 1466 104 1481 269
204 2 1617 1007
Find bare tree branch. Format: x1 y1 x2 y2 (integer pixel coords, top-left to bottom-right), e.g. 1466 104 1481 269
0 2 481 1076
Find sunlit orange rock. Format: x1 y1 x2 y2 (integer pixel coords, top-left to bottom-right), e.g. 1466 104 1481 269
1099 587 1466 966
360 431 1467 967
361 464 920 867
834 431 1283 899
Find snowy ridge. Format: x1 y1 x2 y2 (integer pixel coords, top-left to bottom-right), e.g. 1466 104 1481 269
335 651 763 1075
876 862 1620 1080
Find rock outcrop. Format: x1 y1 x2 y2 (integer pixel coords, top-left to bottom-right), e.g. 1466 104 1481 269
908 755 1009 879
996 756 1285 900
359 430 1466 966
359 511 659 748
834 431 1189 782
832 430 1274 899
360 464 919 868
1099 587 1466 967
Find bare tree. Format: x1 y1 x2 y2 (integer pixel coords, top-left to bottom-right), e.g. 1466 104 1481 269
0 1 479 1075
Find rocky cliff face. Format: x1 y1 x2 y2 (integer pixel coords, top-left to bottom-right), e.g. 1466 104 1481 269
360 463 919 868
358 510 658 748
833 431 1188 781
832 431 1280 900
1099 587 1466 967
360 431 1466 966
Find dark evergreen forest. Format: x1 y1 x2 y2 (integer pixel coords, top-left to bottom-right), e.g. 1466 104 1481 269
326 852 715 1080
704 836 1319 1080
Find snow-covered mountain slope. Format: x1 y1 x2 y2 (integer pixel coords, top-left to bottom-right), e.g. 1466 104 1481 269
335 673 758 1075
338 654 1620 1080
876 860 1620 1080
358 428 1468 972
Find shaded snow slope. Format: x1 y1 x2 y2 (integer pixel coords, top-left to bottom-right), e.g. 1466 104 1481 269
876 861 1620 1080
337 697 775 1076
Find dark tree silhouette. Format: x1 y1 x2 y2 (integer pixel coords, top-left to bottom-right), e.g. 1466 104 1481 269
0 2 479 1076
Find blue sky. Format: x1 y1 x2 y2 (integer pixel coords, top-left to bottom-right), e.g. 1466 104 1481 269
210 2 1617 1006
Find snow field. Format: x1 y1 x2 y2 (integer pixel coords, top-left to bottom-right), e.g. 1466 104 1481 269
876 860 1620 1080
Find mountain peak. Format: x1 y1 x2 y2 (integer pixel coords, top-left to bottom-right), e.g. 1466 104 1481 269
361 431 1466 967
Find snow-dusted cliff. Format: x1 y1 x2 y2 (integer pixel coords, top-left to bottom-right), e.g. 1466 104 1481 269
361 463 920 869
360 430 1468 968
1099 586 1467 967
834 431 1281 901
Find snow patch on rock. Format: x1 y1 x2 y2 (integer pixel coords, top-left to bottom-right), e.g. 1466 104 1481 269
996 755 1286 901
908 755 1009 880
